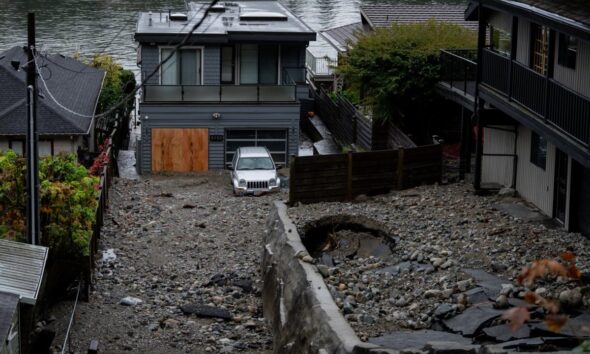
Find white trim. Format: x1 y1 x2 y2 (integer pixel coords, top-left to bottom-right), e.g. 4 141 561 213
158 45 205 85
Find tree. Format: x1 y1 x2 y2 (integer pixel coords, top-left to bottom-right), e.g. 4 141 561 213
90 54 136 145
337 20 476 140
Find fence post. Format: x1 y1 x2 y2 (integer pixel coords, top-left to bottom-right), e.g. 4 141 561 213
346 151 353 200
397 148 405 189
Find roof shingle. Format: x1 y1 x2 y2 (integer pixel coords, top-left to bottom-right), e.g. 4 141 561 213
0 46 105 136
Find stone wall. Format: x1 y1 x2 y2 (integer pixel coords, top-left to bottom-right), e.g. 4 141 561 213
262 201 394 354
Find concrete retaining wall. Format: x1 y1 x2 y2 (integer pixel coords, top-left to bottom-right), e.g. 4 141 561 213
262 201 397 354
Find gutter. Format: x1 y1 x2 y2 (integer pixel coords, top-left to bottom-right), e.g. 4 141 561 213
86 70 107 136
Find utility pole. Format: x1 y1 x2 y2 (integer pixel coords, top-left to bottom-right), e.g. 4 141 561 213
26 12 40 245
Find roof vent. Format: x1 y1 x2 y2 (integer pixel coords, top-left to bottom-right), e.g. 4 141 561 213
170 12 188 21
239 12 288 21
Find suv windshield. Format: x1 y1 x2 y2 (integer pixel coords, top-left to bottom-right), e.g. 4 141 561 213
236 157 275 170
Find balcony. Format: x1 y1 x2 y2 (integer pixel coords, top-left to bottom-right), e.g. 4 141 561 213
142 84 297 103
438 49 477 105
481 48 590 147
305 50 336 79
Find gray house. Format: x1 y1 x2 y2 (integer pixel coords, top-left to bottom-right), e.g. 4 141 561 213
438 0 590 235
135 0 316 173
0 46 105 156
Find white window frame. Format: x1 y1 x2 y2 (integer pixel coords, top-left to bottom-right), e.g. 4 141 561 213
158 46 204 85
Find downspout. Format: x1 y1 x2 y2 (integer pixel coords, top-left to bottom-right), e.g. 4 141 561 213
473 0 486 191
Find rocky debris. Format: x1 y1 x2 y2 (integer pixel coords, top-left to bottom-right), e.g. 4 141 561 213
288 182 590 346
48 173 277 353
483 323 530 341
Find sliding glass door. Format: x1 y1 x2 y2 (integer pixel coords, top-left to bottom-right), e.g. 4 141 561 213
239 44 279 85
160 48 202 85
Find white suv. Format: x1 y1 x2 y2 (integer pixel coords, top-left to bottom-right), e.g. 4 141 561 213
230 147 280 195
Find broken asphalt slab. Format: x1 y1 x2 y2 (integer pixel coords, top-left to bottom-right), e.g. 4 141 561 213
368 330 472 351
179 304 232 320
443 302 504 337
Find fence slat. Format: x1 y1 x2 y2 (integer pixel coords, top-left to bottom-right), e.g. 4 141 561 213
289 145 442 204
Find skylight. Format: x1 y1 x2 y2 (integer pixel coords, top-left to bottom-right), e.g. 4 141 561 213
239 12 288 21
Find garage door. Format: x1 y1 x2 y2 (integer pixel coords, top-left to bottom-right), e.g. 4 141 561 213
152 128 208 172
225 129 287 166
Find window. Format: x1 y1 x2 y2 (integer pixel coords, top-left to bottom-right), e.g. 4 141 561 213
160 48 202 85
530 23 549 75
221 46 235 84
239 44 279 85
558 33 577 69
530 131 547 169
490 26 511 56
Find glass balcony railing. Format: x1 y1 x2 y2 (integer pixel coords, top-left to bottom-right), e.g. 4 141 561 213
143 84 297 103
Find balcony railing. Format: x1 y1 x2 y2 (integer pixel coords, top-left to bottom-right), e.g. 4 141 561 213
305 50 336 77
439 49 477 97
142 84 297 103
481 48 590 147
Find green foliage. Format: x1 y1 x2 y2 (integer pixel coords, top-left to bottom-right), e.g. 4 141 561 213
91 54 136 141
337 20 476 121
0 152 99 258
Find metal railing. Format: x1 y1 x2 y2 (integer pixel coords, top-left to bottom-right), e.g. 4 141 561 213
481 48 590 147
305 50 336 76
143 84 297 103
439 49 477 96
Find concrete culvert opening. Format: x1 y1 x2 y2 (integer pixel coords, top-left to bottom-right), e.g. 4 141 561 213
300 215 396 263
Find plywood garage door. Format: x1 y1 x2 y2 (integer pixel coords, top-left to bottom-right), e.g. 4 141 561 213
152 128 208 172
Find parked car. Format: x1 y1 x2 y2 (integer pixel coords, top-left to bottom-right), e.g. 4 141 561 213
230 147 280 195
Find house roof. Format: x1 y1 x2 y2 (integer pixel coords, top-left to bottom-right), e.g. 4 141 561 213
321 22 367 53
0 46 105 136
0 239 49 305
478 0 590 40
135 0 316 43
322 4 478 53
360 4 479 31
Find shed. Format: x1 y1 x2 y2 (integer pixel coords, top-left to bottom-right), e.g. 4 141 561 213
0 239 48 305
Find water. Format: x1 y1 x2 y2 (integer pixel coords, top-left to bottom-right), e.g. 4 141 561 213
0 0 460 71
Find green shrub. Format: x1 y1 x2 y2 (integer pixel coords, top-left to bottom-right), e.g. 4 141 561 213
0 151 99 258
337 20 477 122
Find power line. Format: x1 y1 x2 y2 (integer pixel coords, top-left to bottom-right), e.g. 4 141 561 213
33 0 220 120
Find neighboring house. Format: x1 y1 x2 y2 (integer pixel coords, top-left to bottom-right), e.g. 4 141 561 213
0 46 105 156
439 0 590 235
307 4 478 80
134 0 316 174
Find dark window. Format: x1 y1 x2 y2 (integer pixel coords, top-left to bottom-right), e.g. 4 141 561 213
489 25 511 56
221 46 235 84
530 132 547 170
558 33 577 69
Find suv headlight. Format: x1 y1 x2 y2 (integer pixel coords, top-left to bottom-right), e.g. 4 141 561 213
238 179 246 187
269 178 277 187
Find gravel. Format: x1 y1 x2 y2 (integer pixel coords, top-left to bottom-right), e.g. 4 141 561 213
49 172 285 353
287 182 590 341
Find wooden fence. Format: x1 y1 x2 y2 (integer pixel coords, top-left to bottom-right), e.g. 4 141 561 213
289 144 442 204
310 86 415 151
83 125 119 298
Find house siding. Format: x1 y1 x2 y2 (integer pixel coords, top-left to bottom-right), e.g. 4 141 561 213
553 37 590 99
139 103 300 173
203 46 221 85
141 45 160 85
515 125 556 217
482 126 516 187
